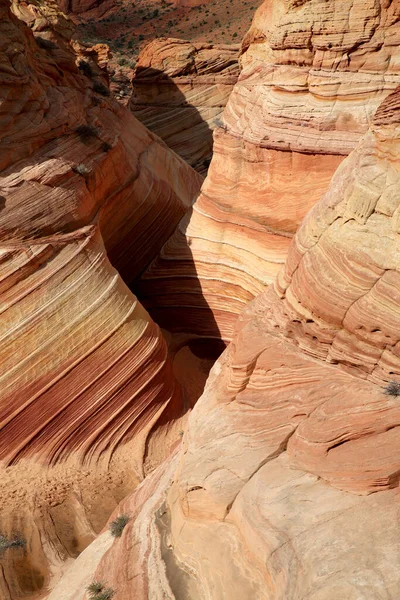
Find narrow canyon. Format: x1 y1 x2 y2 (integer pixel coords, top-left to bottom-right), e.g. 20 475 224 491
0 0 399 598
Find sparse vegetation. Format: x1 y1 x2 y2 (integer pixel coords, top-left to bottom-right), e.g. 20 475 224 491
87 581 115 600
74 0 259 97
0 534 26 557
78 60 94 78
110 515 131 537
383 380 400 396
93 81 110 96
75 124 98 142
109 514 130 538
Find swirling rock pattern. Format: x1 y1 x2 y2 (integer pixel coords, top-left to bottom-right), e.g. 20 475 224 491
130 38 240 175
139 0 400 341
0 2 201 596
64 88 400 600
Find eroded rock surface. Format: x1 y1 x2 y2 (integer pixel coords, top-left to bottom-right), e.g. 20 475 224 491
130 38 240 175
70 87 400 600
139 0 400 341
0 1 201 596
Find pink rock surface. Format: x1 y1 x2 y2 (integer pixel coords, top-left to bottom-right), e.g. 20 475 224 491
130 38 240 175
71 87 400 600
138 0 400 341
0 2 201 596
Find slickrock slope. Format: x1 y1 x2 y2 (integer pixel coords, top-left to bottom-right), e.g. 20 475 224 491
130 38 240 175
66 87 400 600
0 1 201 597
138 0 400 341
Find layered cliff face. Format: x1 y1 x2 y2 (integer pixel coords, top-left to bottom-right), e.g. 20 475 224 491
70 86 400 600
0 1 201 596
130 38 240 175
138 0 400 341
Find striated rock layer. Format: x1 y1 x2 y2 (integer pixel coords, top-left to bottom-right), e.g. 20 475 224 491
0 1 201 597
66 87 400 600
138 0 400 341
130 38 240 175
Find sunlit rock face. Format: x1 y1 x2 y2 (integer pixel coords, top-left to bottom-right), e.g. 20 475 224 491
72 87 400 600
0 1 202 596
138 0 400 341
130 38 240 175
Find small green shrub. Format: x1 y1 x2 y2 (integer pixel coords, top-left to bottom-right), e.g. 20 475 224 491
109 514 130 538
87 581 115 600
96 591 115 600
87 581 104 596
78 60 93 78
384 381 400 396
75 124 98 142
93 81 110 96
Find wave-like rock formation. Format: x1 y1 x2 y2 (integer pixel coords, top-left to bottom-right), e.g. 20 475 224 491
0 1 201 596
130 38 240 175
138 0 400 341
64 86 400 600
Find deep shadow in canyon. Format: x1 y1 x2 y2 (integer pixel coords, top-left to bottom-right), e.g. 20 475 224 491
130 66 215 175
121 69 226 404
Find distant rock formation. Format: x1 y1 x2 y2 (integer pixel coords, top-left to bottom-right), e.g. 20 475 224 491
0 1 201 596
63 85 400 600
130 38 240 175
56 0 112 18
138 0 400 341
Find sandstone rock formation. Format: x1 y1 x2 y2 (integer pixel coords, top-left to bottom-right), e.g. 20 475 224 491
130 38 240 175
56 0 112 18
63 85 400 600
138 0 400 341
0 1 201 596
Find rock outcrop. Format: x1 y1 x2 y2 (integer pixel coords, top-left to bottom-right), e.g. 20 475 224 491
66 85 400 600
0 1 201 596
138 0 400 341
130 38 240 175
56 0 112 18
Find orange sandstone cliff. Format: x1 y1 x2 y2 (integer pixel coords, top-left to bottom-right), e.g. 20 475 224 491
62 84 400 600
130 38 240 175
138 0 400 341
0 1 202 597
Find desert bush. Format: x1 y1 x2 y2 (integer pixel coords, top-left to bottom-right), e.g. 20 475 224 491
109 514 130 538
87 581 115 600
87 581 104 596
75 124 98 141
93 81 110 96
0 534 26 557
78 60 93 78
97 591 115 600
383 381 400 396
